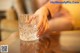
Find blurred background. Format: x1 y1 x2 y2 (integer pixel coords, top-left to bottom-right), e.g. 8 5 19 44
0 0 80 53
0 0 47 53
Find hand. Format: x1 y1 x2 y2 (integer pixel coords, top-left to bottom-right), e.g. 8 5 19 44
27 6 49 36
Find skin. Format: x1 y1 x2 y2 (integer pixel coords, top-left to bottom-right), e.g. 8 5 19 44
27 0 73 36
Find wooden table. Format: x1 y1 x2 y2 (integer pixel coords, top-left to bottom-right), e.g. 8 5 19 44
20 32 61 53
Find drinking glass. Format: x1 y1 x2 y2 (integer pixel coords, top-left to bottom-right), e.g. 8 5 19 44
18 14 39 53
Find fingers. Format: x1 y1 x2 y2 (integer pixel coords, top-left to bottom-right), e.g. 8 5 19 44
44 20 49 33
27 16 34 23
37 15 49 36
25 14 49 36
38 20 46 36
25 6 49 36
42 16 49 33
38 22 44 36
37 16 44 29
25 15 36 24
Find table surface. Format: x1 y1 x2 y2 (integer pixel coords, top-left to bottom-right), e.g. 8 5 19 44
20 32 61 53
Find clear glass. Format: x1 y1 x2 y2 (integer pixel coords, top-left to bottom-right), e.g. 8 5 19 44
18 14 39 53
18 14 39 41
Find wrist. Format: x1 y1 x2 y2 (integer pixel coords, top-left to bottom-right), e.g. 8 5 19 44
44 1 61 17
